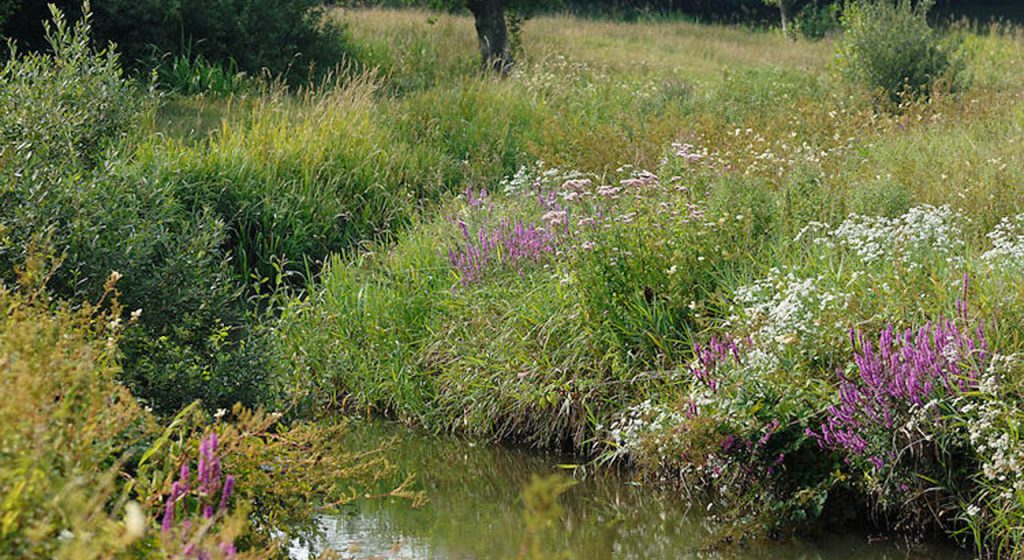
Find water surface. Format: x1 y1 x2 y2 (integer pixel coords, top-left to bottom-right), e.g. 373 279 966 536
292 420 967 560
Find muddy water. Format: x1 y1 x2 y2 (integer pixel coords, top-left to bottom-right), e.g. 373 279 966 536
291 420 967 560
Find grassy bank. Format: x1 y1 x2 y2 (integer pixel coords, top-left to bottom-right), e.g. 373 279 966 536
0 9 417 557
275 6 1024 554
6 2 1024 557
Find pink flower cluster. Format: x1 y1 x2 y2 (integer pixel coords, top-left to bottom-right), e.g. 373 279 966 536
673 142 706 164
618 170 659 190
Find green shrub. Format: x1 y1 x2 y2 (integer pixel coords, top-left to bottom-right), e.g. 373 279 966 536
0 7 141 169
794 1 840 39
836 0 965 102
0 7 269 413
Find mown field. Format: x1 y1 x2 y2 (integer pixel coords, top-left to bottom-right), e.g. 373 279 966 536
4 2 1024 558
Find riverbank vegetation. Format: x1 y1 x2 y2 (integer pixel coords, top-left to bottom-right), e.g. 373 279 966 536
3 0 1024 557
281 3 1024 555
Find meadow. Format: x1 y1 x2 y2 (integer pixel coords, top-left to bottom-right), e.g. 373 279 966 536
4 1 1024 557
278 6 1024 553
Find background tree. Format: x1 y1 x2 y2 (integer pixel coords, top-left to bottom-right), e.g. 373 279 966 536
430 0 562 74
0 0 349 80
764 0 794 36
466 0 511 73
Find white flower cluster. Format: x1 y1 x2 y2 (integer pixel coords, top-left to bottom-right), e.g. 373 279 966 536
824 205 966 270
720 126 855 178
961 355 1024 501
733 267 850 362
499 161 587 196
605 400 686 460
515 56 604 97
982 214 1024 272
499 164 539 195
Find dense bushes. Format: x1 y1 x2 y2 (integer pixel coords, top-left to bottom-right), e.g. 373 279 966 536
792 0 840 38
0 8 267 413
837 0 966 102
341 0 1024 25
3 0 350 81
0 6 568 412
2 6 587 412
0 8 140 169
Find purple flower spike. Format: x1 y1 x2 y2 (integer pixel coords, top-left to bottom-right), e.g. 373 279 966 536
447 219 557 287
179 463 190 494
219 475 235 512
809 296 988 471
161 430 239 557
690 334 746 392
162 498 175 534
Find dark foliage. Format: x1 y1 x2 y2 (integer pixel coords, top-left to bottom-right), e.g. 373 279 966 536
337 0 1024 24
2 0 350 80
0 7 271 413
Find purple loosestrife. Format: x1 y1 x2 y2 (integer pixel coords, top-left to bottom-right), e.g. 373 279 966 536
465 186 489 209
690 334 744 391
808 307 988 471
448 219 557 287
162 431 238 559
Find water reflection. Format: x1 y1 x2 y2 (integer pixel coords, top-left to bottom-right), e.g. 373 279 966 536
292 420 967 560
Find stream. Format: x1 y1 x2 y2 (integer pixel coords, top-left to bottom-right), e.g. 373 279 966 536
290 420 968 560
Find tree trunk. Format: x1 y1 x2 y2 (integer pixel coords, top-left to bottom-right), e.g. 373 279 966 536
779 0 792 39
466 0 511 75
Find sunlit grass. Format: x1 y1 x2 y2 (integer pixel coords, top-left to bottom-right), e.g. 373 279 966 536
264 8 1024 554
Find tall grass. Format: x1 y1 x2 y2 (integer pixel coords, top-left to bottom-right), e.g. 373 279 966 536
140 77 439 287
273 7 1024 554
7 2 1024 553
